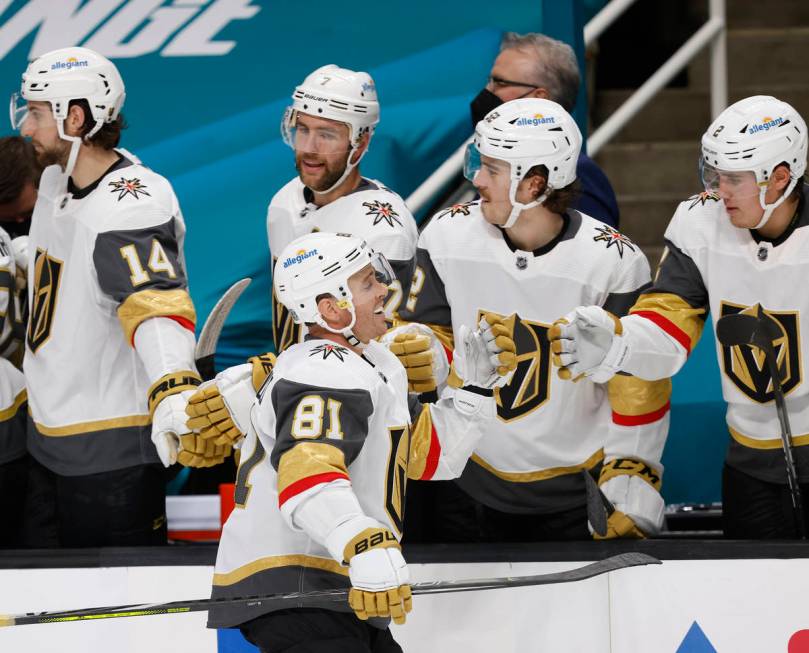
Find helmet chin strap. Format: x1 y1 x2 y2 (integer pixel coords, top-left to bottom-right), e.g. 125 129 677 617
311 131 370 197
752 177 799 230
55 116 103 192
314 302 366 349
502 182 551 229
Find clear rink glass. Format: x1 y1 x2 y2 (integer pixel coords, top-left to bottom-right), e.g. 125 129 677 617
700 159 767 200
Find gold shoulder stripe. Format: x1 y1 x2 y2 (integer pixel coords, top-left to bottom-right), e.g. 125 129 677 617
212 554 348 587
729 426 809 450
118 288 196 344
0 389 26 422
471 448 603 483
277 442 349 498
608 376 671 416
630 292 705 353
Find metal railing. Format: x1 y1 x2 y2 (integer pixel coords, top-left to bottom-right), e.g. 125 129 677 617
406 0 727 213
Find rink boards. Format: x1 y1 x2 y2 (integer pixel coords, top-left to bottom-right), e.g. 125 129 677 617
1 542 808 652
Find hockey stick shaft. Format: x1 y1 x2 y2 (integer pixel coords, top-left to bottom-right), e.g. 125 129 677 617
763 343 807 538
0 552 659 627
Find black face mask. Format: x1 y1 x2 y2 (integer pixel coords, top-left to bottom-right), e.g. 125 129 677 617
469 88 503 128
0 218 31 238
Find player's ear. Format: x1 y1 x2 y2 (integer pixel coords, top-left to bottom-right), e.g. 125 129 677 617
771 163 792 193
65 102 86 139
316 294 342 326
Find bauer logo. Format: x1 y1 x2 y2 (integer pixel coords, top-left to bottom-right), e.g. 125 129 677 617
748 116 784 135
51 57 89 71
513 114 555 127
283 248 318 268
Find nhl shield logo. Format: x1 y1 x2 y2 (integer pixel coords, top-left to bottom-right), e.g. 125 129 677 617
479 310 551 422
719 302 802 403
28 249 64 353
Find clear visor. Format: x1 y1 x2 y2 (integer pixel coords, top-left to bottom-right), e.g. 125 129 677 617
463 142 481 182
700 160 766 199
9 92 27 131
370 251 395 287
281 107 352 155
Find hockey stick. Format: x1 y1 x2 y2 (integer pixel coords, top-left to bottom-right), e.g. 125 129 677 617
716 309 807 538
194 278 251 380
0 552 659 627
582 470 612 536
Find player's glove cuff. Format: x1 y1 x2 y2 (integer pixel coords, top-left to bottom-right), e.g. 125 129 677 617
148 371 202 418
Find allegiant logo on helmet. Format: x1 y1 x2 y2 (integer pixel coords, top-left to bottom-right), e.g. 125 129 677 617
283 248 318 268
748 116 784 135
513 114 556 127
51 57 89 71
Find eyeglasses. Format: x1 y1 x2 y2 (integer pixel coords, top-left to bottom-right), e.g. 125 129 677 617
487 75 538 90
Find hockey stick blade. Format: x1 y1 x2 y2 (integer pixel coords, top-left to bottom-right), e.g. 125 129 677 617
715 311 781 349
0 553 659 627
195 278 251 380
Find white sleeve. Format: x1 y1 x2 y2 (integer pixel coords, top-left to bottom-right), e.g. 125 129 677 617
133 316 197 384
407 387 496 481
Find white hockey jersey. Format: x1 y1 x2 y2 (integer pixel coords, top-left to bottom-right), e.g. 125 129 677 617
399 201 669 513
210 337 495 628
622 186 809 483
267 177 418 351
25 155 196 476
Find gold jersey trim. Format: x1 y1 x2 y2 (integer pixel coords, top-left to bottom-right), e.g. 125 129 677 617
277 442 349 497
729 425 809 450
32 411 150 437
629 292 706 352
0 389 26 422
117 288 197 344
608 376 672 416
212 554 348 587
470 448 603 483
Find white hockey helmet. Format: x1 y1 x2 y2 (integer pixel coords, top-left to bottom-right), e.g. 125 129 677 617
700 95 807 228
465 98 582 228
273 232 394 347
281 65 380 194
10 47 125 180
11 46 125 139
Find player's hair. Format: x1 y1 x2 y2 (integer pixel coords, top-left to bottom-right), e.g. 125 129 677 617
69 99 127 150
0 136 42 204
500 32 580 112
524 164 580 214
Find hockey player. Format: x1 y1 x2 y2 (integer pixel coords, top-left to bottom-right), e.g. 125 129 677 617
550 95 809 539
269 64 418 352
11 47 201 546
397 98 670 542
182 65 419 462
208 232 515 652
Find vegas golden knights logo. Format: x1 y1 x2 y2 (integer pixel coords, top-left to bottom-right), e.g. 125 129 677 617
480 311 551 422
28 249 63 353
385 426 409 535
720 302 802 403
